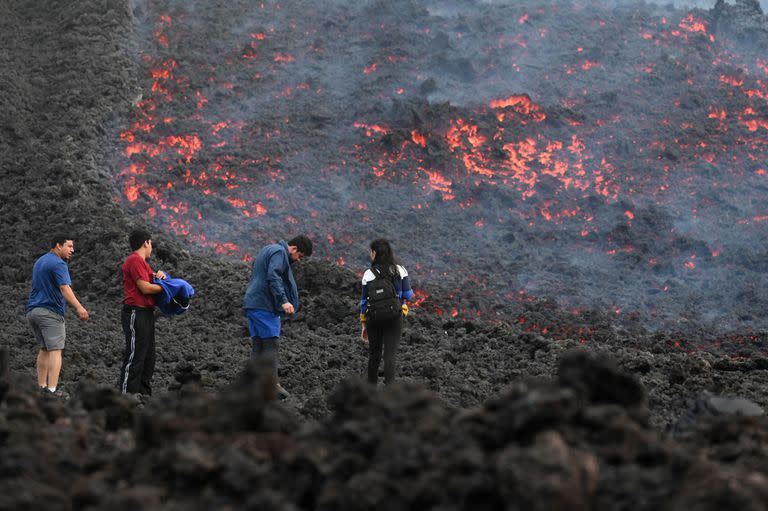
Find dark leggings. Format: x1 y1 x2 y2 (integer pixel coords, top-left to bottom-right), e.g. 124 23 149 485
251 336 279 379
367 316 402 384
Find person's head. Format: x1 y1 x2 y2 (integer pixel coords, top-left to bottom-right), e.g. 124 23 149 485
129 229 153 257
287 235 313 262
370 238 396 268
50 234 75 261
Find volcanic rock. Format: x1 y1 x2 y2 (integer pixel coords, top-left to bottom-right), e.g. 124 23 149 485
3 0 768 508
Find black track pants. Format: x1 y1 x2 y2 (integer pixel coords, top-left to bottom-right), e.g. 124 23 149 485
367 315 402 384
120 307 156 395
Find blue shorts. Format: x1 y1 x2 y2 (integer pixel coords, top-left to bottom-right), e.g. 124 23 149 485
244 309 281 338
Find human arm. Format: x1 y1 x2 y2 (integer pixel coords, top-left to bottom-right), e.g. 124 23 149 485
136 279 163 295
59 284 89 321
125 256 163 296
266 251 292 314
398 267 414 302
360 275 369 341
397 266 414 316
360 308 368 342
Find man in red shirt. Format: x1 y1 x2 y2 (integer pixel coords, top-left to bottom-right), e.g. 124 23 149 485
119 229 166 395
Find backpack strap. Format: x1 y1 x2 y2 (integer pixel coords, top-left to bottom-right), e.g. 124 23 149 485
371 265 402 300
372 264 398 278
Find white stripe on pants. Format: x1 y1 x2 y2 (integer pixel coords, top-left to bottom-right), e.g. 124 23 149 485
121 309 136 394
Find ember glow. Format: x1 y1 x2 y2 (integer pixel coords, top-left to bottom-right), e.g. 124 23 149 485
114 0 768 336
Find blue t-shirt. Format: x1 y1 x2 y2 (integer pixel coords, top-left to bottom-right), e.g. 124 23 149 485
27 252 72 315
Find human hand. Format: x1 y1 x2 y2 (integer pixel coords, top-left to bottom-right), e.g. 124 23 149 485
282 302 295 314
77 306 89 321
360 324 368 343
154 270 167 280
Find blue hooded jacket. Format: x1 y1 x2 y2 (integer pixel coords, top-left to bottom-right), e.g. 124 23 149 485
242 240 299 315
153 273 195 315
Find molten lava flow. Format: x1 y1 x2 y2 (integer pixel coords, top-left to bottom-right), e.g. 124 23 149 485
678 13 708 35
354 122 390 137
720 74 744 87
111 2 768 333
490 94 546 123
411 130 427 147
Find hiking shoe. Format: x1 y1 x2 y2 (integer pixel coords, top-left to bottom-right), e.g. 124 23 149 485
276 383 290 400
47 385 70 401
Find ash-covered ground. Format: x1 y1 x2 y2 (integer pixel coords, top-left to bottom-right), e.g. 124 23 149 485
2 0 768 509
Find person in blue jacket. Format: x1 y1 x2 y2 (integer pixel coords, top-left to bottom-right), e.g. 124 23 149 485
243 235 313 399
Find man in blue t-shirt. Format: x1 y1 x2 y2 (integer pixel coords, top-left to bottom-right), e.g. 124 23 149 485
27 234 89 393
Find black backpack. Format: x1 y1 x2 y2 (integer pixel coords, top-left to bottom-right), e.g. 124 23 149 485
365 266 402 324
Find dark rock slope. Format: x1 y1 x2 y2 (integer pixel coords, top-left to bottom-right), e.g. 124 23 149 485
2 1 768 509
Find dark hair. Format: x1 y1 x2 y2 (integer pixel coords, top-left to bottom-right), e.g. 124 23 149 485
129 229 152 251
370 238 397 271
50 234 73 249
288 235 313 257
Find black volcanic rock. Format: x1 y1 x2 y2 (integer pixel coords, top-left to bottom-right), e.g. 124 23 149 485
3 0 768 508
2 350 768 509
558 349 646 409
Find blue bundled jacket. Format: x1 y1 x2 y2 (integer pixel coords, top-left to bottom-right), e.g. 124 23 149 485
153 273 195 315
242 240 299 315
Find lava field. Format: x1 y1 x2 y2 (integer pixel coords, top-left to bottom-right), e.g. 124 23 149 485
3 0 768 509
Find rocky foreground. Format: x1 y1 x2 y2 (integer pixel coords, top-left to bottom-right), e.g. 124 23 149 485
2 348 768 511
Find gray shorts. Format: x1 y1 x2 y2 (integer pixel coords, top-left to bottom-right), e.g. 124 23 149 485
27 307 66 350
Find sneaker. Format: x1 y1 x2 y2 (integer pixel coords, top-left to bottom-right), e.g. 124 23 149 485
276 383 290 400
47 385 70 401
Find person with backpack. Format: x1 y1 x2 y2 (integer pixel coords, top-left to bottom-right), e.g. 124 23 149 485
360 239 414 384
